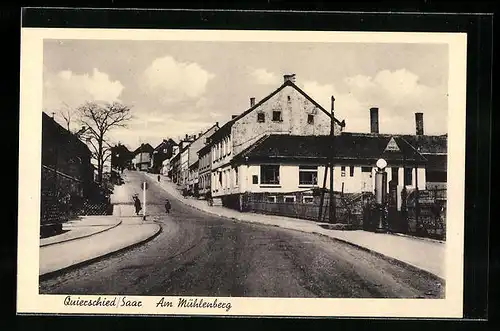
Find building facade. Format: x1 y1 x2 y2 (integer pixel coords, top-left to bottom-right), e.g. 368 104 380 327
207 74 345 202
197 142 213 197
132 143 154 171
151 139 177 174
185 124 219 195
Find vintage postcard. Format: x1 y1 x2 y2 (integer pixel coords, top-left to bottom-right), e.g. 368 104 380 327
18 27 466 317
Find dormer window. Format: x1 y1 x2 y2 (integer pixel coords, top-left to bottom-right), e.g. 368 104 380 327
307 114 314 124
272 111 282 122
257 112 265 123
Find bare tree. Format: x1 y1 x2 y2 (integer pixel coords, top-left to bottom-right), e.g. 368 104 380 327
58 102 74 132
76 101 133 184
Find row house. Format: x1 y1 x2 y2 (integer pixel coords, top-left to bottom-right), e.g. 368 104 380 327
186 124 219 196
203 74 346 207
161 145 180 177
174 134 196 188
197 139 213 197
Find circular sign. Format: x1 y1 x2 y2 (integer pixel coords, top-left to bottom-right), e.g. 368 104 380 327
376 158 387 170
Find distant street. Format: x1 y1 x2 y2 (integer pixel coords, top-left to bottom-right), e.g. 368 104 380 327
40 170 444 298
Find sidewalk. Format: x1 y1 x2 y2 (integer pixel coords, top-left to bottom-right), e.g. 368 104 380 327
39 172 162 277
40 216 122 247
147 173 446 280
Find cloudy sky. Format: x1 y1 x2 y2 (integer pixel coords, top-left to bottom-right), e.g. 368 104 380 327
43 39 449 151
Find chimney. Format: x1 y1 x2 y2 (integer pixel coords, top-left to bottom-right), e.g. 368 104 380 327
415 112 424 135
232 115 238 119
216 121 219 127
370 107 379 134
250 97 256 107
185 134 188 140
283 74 296 83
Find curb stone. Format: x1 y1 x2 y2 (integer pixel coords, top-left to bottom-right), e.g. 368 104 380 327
39 223 162 280
40 219 123 247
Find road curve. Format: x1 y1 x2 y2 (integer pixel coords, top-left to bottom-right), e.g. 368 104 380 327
39 171 444 298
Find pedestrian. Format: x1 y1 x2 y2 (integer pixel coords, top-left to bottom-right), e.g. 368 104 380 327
157 174 161 182
133 194 142 215
165 198 171 213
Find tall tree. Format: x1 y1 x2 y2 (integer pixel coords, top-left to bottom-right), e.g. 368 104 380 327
76 101 132 184
57 102 74 132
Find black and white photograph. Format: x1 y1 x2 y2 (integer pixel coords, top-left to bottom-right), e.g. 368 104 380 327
18 23 467 317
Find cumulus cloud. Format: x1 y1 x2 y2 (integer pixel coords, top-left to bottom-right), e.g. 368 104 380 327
250 68 280 85
43 68 124 110
140 55 214 104
301 69 447 135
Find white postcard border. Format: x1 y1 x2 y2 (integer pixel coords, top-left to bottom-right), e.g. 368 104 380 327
18 28 467 318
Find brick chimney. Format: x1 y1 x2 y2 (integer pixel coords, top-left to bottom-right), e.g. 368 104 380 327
370 107 379 134
250 97 256 107
283 74 296 83
415 112 424 135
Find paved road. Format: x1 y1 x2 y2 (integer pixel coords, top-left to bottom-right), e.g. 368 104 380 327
39 171 444 298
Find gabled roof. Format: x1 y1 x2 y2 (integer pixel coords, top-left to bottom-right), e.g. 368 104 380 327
341 132 447 155
134 143 154 154
154 138 177 152
399 134 447 154
231 133 428 165
42 112 92 156
207 79 345 143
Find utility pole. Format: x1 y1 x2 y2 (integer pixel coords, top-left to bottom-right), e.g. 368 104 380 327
143 181 147 220
328 95 336 223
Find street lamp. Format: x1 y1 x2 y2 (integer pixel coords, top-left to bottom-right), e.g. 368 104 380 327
374 158 388 233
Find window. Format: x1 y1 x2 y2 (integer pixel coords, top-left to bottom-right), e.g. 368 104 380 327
252 175 258 184
234 168 238 186
260 165 280 184
267 196 276 203
257 113 265 123
349 166 355 177
284 196 296 203
341 166 346 177
303 196 314 204
272 111 282 122
391 167 399 185
404 168 413 186
362 167 373 178
307 114 314 124
299 166 318 185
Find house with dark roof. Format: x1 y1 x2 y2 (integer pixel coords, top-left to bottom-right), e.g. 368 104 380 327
202 73 346 205
225 133 428 207
151 138 178 174
367 108 448 190
132 143 154 171
111 143 133 171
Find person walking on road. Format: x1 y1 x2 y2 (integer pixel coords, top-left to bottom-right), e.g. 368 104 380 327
157 174 161 182
133 194 142 215
164 198 171 214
